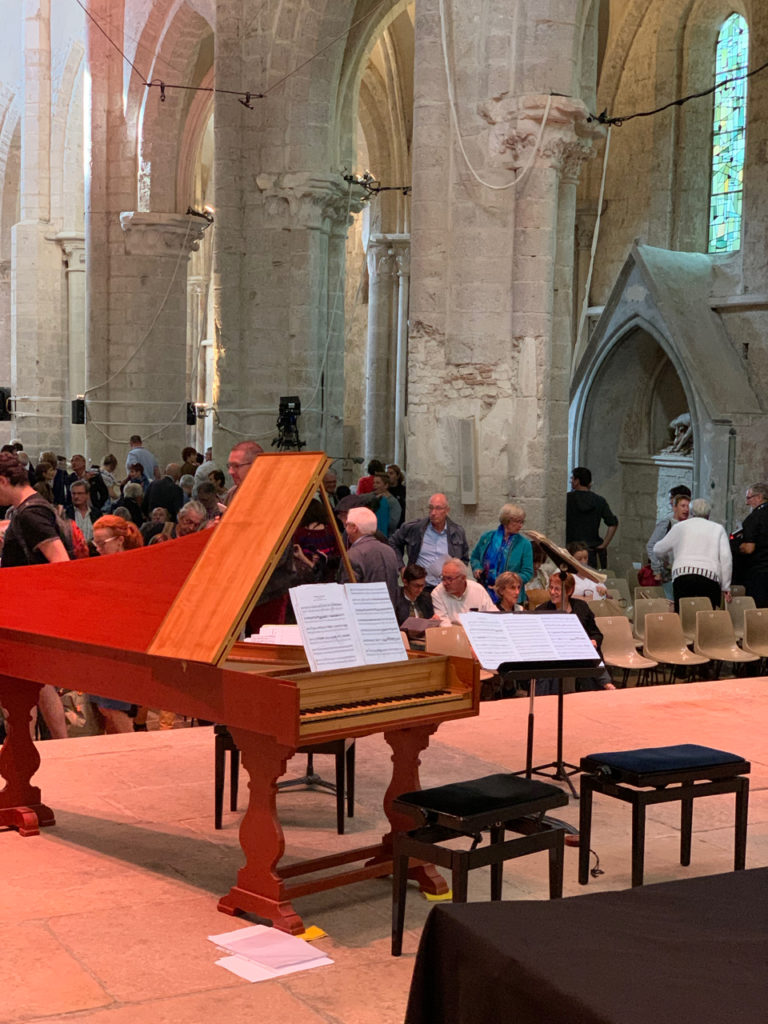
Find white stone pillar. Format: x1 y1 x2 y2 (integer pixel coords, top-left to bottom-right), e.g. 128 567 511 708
83 213 209 462
364 235 397 460
12 0 67 454
56 233 86 456
393 239 410 468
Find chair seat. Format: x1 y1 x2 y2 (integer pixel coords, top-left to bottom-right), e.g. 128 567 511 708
581 743 749 786
395 773 568 832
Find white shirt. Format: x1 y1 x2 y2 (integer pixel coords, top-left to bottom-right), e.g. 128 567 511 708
653 516 732 591
431 579 496 625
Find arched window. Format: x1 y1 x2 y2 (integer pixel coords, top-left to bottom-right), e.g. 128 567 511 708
708 13 748 252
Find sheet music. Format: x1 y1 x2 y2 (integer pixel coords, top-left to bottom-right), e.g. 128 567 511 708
459 611 599 671
244 625 304 646
345 583 408 664
290 583 407 671
290 584 365 672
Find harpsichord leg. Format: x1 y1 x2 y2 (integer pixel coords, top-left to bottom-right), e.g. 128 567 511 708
217 728 305 933
0 677 55 836
376 724 448 896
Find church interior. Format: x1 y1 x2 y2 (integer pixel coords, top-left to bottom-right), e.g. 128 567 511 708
1 2 767 1022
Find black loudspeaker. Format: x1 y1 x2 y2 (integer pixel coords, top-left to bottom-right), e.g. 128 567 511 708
186 402 197 426
0 387 11 421
71 397 86 424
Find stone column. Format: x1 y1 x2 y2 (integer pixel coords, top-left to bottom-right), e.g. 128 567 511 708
56 233 86 455
12 0 67 454
364 235 397 460
393 239 411 468
0 259 10 431
213 172 361 459
83 213 209 462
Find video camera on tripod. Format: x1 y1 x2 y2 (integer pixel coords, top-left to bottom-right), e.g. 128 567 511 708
272 395 306 451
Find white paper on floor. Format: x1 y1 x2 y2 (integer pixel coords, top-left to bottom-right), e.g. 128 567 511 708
209 924 333 982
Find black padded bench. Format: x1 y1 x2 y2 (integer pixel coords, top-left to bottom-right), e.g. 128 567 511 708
578 743 750 887
392 773 568 956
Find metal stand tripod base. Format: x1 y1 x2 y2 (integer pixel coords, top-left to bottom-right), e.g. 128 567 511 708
276 754 337 796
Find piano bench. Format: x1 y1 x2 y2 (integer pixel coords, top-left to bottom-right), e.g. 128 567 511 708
391 774 568 956
578 744 750 888
214 726 355 835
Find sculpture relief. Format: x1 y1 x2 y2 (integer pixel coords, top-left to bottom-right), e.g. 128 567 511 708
662 413 693 454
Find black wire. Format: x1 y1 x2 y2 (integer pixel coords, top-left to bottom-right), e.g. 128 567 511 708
592 57 768 127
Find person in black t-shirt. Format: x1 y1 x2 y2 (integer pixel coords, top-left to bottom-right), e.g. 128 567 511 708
740 482 768 607
0 452 70 738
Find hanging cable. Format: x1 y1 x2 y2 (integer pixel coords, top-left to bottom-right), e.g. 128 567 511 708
438 0 552 191
576 128 612 353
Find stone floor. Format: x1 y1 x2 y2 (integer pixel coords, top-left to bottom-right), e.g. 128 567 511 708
2 677 766 1024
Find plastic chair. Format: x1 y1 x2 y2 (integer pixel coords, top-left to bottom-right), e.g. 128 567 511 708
598 616 659 687
603 578 633 617
693 610 759 676
632 598 670 644
643 613 709 684
742 608 768 667
730 584 746 598
592 598 629 619
679 596 713 643
426 626 498 696
634 585 666 604
727 596 756 640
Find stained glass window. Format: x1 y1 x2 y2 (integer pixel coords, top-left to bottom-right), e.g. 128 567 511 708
708 14 748 253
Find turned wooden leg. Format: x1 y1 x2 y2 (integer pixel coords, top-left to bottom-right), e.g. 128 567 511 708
217 729 303 933
0 676 55 836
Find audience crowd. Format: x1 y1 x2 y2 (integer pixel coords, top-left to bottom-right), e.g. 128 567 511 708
1 435 765 740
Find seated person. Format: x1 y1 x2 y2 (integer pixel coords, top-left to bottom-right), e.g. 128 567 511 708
566 541 607 599
534 572 615 694
394 564 436 626
494 571 524 612
432 558 495 624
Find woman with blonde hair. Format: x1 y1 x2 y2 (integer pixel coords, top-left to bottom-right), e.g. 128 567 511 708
471 503 534 603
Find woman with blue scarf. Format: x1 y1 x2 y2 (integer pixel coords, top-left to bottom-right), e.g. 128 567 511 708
470 503 534 603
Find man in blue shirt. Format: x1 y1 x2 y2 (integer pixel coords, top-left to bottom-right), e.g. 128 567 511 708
389 492 469 589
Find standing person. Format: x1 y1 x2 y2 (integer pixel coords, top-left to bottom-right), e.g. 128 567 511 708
739 482 768 607
65 480 102 543
143 463 184 521
364 471 402 537
356 459 385 495
114 482 145 527
647 490 691 596
566 467 618 569
470 503 534 603
431 558 496 625
386 464 406 516
180 446 198 477
653 498 732 611
68 454 109 512
389 493 469 590
0 452 69 739
125 434 160 481
339 506 401 606
224 441 264 505
100 454 122 507
33 461 56 504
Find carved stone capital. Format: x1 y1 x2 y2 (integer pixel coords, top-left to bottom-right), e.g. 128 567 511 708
254 172 367 231
479 93 602 181
366 235 397 281
55 232 86 270
119 213 210 257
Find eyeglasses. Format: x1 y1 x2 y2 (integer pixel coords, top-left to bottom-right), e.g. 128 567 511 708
226 460 252 470
440 574 465 582
93 534 119 550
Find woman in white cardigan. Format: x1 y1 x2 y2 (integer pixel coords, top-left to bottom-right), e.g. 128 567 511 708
653 498 732 611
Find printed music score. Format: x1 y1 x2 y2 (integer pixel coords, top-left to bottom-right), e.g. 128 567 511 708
290 582 408 672
459 611 601 671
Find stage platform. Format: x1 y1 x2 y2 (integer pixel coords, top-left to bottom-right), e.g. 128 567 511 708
2 677 766 1024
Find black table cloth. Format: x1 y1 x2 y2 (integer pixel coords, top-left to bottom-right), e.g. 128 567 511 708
405 868 768 1024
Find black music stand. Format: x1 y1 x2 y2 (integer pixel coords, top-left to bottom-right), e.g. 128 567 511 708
499 663 603 799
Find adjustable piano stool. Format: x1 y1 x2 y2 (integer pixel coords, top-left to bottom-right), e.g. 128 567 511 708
578 744 750 887
391 773 568 955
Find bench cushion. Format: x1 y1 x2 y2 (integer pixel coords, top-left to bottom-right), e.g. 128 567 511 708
395 773 566 821
581 743 749 782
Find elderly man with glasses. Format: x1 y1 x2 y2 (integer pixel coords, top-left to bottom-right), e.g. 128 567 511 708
389 492 469 590
431 558 496 625
223 440 265 505
739 483 768 607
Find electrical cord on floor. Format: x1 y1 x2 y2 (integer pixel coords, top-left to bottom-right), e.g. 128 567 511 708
589 848 604 878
